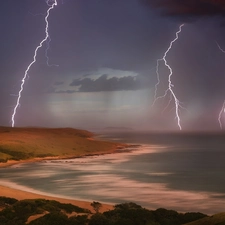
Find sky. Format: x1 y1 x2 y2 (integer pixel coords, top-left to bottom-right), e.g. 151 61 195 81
1 0 225 131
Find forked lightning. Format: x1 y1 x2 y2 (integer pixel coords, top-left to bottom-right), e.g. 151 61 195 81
153 24 184 130
11 0 58 127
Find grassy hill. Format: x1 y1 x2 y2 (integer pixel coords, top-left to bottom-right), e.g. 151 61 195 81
183 213 225 225
0 127 124 162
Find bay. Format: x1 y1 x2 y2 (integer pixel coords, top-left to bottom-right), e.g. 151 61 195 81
0 132 225 214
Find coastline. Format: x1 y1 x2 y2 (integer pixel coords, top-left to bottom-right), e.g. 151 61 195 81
0 127 128 166
0 128 141 214
0 143 135 169
0 144 125 211
1 129 225 216
0 133 139 213
0 144 139 210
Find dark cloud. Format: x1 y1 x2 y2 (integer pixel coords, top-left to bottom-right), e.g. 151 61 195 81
140 0 225 21
69 74 150 92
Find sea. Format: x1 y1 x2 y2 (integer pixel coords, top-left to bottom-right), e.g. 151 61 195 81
0 131 225 215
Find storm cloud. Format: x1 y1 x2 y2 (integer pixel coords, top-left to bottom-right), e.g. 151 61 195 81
69 74 150 92
140 0 225 21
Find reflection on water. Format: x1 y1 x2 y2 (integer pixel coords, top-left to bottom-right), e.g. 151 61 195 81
0 132 225 214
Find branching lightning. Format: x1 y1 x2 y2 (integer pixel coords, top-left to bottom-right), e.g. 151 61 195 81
216 41 225 129
45 36 59 67
11 0 58 127
153 24 184 130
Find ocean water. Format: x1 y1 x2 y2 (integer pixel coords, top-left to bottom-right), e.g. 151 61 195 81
0 132 225 214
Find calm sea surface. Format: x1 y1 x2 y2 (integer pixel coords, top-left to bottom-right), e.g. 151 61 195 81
0 132 225 214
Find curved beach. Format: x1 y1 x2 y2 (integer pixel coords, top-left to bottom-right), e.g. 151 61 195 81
0 127 125 212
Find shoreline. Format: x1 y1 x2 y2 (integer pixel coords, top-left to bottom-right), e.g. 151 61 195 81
0 140 141 212
0 144 139 169
0 128 161 216
1 142 225 215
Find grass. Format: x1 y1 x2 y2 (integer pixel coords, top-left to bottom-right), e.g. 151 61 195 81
0 127 124 162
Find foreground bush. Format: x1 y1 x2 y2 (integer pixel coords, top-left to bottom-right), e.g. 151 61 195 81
0 197 208 225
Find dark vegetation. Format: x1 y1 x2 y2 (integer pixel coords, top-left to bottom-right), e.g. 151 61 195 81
90 201 102 213
0 147 35 162
0 197 90 225
0 197 208 225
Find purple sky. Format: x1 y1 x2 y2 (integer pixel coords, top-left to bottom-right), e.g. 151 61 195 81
1 0 225 131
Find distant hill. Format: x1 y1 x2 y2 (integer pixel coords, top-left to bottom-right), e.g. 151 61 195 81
0 127 124 163
184 212 225 225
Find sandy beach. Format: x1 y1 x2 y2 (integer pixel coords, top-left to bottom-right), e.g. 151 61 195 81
0 127 127 214
0 184 113 213
0 157 114 213
0 158 114 213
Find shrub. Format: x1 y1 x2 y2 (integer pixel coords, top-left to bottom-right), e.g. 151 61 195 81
29 212 69 225
89 213 110 225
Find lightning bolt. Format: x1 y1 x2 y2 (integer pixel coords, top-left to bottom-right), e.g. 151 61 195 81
216 41 225 129
153 24 184 130
11 0 58 127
